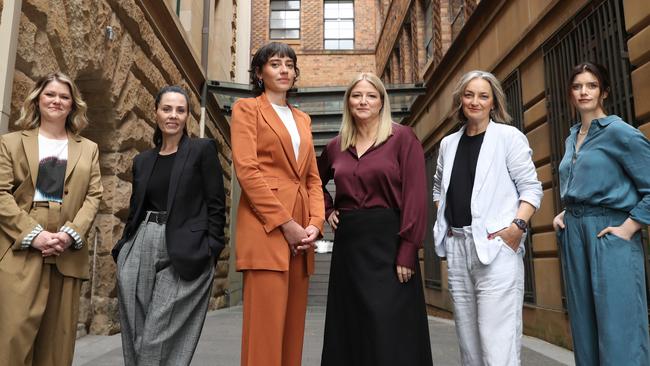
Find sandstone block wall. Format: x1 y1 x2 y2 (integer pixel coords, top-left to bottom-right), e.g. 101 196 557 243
9 0 232 336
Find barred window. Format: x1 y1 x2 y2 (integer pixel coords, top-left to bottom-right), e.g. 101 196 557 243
324 0 354 50
270 0 300 39
423 0 434 62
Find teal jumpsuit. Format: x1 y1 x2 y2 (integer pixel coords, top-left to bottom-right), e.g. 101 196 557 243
558 115 650 366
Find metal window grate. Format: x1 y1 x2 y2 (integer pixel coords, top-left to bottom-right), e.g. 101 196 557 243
503 70 536 304
424 147 442 289
543 0 649 315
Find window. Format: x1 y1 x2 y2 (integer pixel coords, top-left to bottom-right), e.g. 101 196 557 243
423 0 434 62
270 0 300 39
449 0 465 41
324 0 354 50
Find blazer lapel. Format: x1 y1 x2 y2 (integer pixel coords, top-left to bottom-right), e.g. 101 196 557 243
471 121 497 198
442 127 464 192
21 129 39 189
258 94 300 176
166 135 190 213
64 131 82 183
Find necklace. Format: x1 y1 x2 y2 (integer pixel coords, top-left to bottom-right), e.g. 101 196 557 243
578 130 588 135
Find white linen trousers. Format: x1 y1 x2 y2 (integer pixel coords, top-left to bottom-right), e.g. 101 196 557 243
446 226 524 366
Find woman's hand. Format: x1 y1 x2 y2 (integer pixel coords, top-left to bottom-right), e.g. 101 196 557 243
297 225 320 251
396 265 414 283
597 218 642 241
327 210 339 230
280 220 308 255
32 231 68 257
553 210 565 231
489 224 523 252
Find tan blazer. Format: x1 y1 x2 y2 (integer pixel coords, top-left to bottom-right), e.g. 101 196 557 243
232 93 325 274
0 128 103 279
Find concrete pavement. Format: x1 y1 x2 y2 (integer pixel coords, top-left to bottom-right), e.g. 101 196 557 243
73 306 575 366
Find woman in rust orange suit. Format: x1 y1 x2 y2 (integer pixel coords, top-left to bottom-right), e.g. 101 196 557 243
231 42 325 366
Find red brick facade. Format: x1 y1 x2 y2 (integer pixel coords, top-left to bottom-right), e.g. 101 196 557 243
251 0 378 86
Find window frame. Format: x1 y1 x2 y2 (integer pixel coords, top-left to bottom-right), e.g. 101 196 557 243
323 0 355 50
269 0 301 40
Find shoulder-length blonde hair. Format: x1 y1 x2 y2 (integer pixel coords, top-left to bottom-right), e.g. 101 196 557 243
451 70 512 124
16 72 89 134
339 73 393 151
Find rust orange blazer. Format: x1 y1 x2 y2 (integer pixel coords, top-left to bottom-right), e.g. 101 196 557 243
231 93 325 275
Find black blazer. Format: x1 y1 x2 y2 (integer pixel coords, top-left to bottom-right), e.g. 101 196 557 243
112 136 226 280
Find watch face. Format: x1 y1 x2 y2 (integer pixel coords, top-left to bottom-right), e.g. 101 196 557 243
513 219 527 230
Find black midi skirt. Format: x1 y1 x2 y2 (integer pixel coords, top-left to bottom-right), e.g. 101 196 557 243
321 208 433 366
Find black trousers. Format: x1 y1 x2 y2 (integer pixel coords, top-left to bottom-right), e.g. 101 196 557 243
321 208 433 366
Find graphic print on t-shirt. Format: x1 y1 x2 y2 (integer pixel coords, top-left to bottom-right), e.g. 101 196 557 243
33 135 68 203
34 156 67 202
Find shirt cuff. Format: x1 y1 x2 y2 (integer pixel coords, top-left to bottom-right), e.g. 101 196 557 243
21 224 44 250
59 225 83 249
396 240 419 270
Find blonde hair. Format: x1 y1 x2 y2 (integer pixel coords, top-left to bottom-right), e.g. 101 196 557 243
16 72 89 134
339 73 393 151
451 70 512 124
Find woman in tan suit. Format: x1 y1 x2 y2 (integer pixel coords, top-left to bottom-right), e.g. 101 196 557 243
0 72 103 366
231 42 325 366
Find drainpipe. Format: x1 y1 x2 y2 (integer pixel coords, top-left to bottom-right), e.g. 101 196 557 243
199 0 211 138
0 0 23 134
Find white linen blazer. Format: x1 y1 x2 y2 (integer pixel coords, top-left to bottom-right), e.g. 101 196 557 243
432 121 543 265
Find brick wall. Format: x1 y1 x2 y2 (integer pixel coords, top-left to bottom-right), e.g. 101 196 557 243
250 0 378 86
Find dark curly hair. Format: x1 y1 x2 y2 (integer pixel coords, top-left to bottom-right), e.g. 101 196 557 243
249 42 300 95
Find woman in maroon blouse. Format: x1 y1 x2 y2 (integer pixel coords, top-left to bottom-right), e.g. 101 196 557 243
318 73 433 365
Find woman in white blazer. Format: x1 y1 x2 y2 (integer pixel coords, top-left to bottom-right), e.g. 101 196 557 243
432 70 542 366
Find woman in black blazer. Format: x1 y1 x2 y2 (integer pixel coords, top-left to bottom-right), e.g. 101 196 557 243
112 85 226 366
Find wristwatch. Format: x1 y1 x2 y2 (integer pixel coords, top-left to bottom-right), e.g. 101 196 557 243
512 218 527 232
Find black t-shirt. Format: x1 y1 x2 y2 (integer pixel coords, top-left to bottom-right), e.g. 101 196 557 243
144 152 177 212
445 131 485 227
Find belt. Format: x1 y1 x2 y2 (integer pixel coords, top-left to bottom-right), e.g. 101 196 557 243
565 203 626 217
32 201 50 208
146 211 168 224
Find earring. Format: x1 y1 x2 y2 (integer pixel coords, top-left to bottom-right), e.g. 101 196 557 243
257 79 264 89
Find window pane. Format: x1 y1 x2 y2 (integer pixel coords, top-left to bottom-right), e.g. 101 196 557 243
270 29 299 39
270 1 287 10
285 18 300 28
270 19 285 29
324 24 339 38
324 3 338 18
339 3 354 18
324 39 338 49
287 0 300 9
339 21 354 38
285 10 300 19
339 39 354 49
270 11 286 20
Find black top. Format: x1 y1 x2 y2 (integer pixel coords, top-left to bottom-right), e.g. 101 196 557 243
445 131 485 227
144 152 177 212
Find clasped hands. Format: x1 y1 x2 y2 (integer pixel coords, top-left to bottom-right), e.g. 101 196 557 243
280 220 320 255
31 231 73 257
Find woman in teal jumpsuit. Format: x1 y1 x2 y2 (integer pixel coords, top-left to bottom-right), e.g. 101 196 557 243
553 62 650 366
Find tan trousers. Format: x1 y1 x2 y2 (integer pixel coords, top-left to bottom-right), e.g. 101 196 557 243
241 252 310 366
0 204 82 366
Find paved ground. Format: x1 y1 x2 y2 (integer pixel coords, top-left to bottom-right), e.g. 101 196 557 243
73 306 575 366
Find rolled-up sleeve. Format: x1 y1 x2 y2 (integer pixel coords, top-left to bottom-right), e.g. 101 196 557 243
620 129 650 225
506 129 542 209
